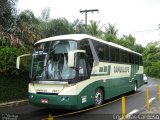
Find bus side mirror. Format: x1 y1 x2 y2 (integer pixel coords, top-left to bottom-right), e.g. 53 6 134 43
68 51 75 67
16 54 31 69
68 50 86 68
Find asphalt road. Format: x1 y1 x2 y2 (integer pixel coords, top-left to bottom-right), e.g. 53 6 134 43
0 78 159 120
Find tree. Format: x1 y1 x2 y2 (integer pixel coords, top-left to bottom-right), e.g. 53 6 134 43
143 41 160 78
15 10 41 45
104 23 118 43
0 0 17 30
87 20 102 37
43 18 74 37
118 34 136 49
133 44 144 53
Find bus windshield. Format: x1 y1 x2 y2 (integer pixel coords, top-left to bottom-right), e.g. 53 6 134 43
30 40 77 81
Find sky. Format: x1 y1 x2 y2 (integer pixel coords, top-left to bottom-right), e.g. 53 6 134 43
17 0 160 46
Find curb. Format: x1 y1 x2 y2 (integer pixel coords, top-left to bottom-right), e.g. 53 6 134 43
0 99 28 108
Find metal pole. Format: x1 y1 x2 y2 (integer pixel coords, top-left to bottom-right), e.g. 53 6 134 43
48 114 53 120
122 96 126 120
80 9 99 26
146 87 150 111
158 83 160 101
85 12 87 27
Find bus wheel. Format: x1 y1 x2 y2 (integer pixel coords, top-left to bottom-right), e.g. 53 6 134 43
134 81 137 92
94 88 103 106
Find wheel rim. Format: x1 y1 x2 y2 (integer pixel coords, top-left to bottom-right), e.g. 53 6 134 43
95 91 102 105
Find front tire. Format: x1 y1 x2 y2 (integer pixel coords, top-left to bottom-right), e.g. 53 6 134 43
94 88 103 106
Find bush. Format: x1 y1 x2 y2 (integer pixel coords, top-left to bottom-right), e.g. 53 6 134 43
0 46 31 103
0 46 29 75
0 72 30 103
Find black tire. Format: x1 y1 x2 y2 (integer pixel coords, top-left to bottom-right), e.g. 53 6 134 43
133 81 137 93
94 88 103 106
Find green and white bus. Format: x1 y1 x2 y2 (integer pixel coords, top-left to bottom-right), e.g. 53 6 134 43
17 34 143 110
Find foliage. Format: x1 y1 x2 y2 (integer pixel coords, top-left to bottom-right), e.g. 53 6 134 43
117 34 143 53
87 20 102 37
0 72 30 103
0 0 17 30
48 18 74 36
0 46 28 75
39 18 74 38
15 10 41 45
104 23 118 43
143 41 160 78
118 34 135 49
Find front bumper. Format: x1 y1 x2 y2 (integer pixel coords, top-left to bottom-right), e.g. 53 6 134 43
29 93 79 109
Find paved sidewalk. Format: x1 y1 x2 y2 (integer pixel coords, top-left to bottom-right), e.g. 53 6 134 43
0 99 28 108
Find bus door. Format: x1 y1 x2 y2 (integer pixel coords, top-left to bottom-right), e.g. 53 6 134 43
130 54 139 83
130 64 135 82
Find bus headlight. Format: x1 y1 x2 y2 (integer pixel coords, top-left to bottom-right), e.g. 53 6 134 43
29 95 34 98
61 97 65 101
60 97 69 101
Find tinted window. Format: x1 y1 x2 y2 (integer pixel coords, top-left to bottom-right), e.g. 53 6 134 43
79 39 94 69
105 45 109 61
132 54 135 64
135 55 139 64
110 47 115 61
110 47 120 62
129 53 135 64
92 40 110 61
121 50 128 63
129 53 133 64
92 41 105 61
79 40 93 59
115 48 120 62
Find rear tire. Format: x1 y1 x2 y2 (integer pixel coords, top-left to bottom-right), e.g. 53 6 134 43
134 81 137 93
94 88 103 106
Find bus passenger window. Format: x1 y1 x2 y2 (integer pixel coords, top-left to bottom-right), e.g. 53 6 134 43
135 55 139 64
105 45 109 61
129 53 132 64
121 51 128 63
110 47 116 62
115 48 120 62
79 39 93 80
92 41 105 61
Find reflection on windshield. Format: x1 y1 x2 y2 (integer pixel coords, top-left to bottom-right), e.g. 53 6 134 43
31 40 77 81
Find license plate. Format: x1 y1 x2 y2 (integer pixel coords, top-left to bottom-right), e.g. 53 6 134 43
41 99 48 103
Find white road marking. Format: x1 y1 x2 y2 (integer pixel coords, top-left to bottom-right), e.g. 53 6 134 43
119 109 139 120
126 109 139 118
147 84 157 88
149 97 156 103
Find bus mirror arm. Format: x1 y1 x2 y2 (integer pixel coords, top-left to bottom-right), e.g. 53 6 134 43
68 50 86 68
16 54 31 69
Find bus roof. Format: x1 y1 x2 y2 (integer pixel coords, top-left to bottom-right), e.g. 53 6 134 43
35 34 142 56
